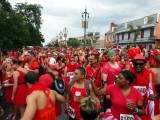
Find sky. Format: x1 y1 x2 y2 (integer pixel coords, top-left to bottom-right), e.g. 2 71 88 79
8 0 160 45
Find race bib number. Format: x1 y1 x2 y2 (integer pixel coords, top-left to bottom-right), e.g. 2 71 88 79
134 86 147 96
67 72 74 77
68 106 75 119
120 114 134 120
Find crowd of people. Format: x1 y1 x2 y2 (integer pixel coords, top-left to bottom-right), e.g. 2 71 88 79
0 44 160 120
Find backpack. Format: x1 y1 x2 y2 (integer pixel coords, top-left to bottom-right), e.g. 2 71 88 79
39 65 45 76
68 79 90 96
47 72 65 95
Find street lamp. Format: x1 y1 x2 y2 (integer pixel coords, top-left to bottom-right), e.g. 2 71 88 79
82 8 89 49
63 27 68 46
59 31 63 46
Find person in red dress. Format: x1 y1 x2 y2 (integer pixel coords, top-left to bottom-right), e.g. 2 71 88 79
102 50 122 111
39 57 65 117
12 59 28 118
21 71 65 120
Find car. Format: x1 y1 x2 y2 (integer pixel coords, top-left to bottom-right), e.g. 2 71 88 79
96 48 106 53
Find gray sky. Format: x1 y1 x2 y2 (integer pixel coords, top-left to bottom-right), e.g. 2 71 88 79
9 0 160 45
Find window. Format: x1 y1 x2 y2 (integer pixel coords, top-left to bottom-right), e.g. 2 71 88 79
128 32 130 39
122 33 124 40
150 28 154 37
144 16 148 24
141 30 144 38
117 34 119 41
125 23 128 29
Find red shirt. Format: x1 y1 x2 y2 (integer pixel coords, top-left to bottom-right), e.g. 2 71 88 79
106 84 143 119
86 65 102 88
102 62 122 85
29 59 39 70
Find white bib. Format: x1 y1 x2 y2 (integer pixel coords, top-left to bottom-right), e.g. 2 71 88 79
120 114 134 120
68 106 75 119
134 86 147 96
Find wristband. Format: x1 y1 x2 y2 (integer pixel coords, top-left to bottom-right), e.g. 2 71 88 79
135 108 138 114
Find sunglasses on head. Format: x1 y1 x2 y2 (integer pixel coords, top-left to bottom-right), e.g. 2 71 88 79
133 62 144 66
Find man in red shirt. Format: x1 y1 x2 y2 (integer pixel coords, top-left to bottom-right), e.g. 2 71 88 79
85 54 102 88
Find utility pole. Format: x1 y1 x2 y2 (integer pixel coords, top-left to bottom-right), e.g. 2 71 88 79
82 8 89 49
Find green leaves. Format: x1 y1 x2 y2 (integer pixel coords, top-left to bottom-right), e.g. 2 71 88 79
0 0 44 50
67 38 80 48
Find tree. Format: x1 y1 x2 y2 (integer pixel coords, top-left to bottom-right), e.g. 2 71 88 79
87 32 100 46
128 24 142 45
67 38 80 48
0 1 44 50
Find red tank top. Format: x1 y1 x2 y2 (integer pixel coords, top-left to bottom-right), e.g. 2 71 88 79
33 89 56 120
70 80 87 119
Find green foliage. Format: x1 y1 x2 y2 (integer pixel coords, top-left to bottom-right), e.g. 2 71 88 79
128 24 142 44
67 38 80 48
0 0 44 50
87 32 100 43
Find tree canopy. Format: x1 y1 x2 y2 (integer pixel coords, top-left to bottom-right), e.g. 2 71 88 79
0 0 44 51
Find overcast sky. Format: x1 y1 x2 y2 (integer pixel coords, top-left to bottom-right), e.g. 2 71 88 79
9 0 160 45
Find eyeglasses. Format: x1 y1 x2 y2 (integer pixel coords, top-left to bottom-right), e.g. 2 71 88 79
133 63 144 66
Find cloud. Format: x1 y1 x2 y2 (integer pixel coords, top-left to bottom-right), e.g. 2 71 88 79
8 0 160 45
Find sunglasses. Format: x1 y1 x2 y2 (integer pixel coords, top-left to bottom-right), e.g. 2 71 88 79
133 63 144 66
70 60 75 62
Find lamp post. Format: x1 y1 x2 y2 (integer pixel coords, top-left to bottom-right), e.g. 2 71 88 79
63 27 68 47
82 8 89 49
59 31 63 47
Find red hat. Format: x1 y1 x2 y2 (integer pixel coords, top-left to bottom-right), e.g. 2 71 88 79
153 49 159 55
48 57 57 69
39 74 53 87
131 54 146 63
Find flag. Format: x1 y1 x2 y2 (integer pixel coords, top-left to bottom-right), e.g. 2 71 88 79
147 73 154 117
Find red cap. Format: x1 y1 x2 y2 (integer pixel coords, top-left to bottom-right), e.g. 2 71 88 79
131 54 146 63
39 74 53 87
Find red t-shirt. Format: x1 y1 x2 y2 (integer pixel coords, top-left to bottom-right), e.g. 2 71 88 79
106 84 143 119
29 59 39 70
86 65 102 88
102 62 122 85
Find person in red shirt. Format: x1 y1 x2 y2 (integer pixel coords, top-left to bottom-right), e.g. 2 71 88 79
85 54 102 88
91 70 145 120
64 56 79 86
130 54 159 117
66 67 95 120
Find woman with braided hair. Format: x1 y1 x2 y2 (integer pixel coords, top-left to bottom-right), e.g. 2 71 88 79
80 96 101 120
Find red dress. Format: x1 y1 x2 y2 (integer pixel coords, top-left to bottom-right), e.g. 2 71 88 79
3 75 14 103
33 89 56 120
14 70 28 106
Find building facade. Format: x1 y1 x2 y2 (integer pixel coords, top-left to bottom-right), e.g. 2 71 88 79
105 13 160 50
76 36 104 48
